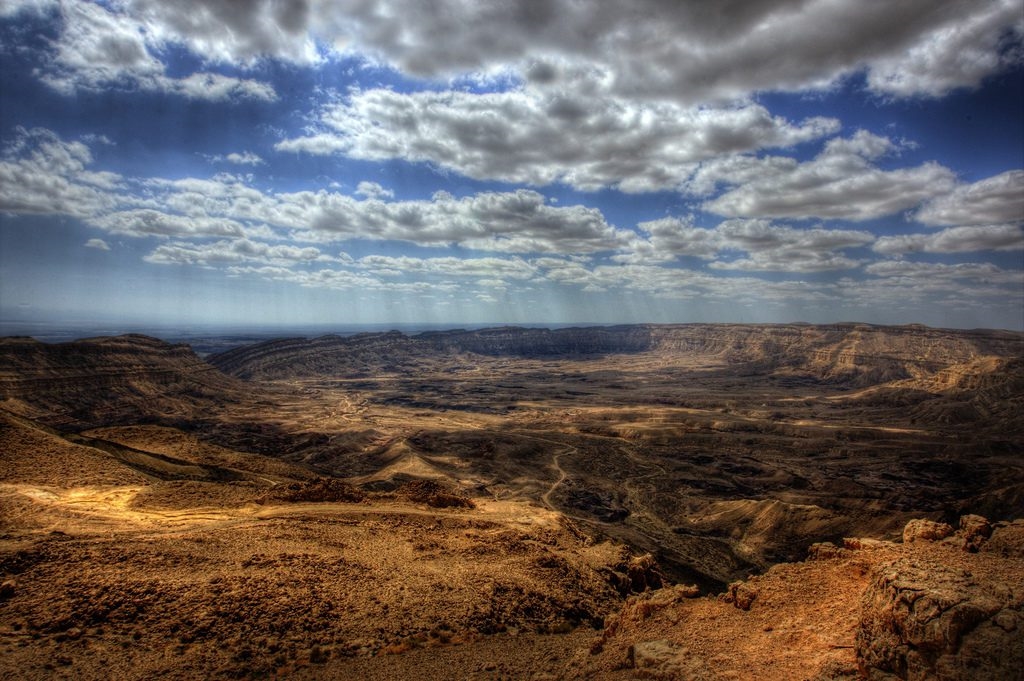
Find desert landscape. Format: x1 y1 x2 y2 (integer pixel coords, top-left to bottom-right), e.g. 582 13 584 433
3 0 1022 678
1 322 1022 679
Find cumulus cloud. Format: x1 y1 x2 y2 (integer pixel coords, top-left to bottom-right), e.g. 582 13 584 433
277 87 840 192
0 0 53 17
5 128 1018 322
316 0 1021 101
0 127 121 216
354 181 394 200
207 151 264 166
692 131 957 220
127 0 320 66
33 0 276 101
867 0 1024 98
222 264 460 294
84 238 110 250
621 217 873 271
144 238 325 267
864 260 1022 283
834 261 1024 315
6 0 1020 105
873 224 1024 255
280 188 632 253
534 258 838 304
915 170 1024 226
354 255 535 280
88 209 259 239
0 129 628 255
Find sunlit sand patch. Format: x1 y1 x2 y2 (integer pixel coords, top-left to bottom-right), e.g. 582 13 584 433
3 484 241 529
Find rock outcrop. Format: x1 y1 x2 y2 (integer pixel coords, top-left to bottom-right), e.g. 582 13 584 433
856 517 1024 681
857 558 1023 680
577 516 1024 681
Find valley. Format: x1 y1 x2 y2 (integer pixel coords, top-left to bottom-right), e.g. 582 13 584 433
1 323 1022 679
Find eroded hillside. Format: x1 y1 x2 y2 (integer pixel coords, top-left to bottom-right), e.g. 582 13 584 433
0 335 250 430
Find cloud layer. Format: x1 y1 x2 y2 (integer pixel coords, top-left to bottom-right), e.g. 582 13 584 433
7 0 1022 105
2 128 1020 322
278 88 839 192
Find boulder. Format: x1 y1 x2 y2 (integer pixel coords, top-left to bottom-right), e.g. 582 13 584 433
958 515 993 552
902 519 954 544
722 580 758 611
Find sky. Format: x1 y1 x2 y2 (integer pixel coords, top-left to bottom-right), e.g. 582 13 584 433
0 0 1022 331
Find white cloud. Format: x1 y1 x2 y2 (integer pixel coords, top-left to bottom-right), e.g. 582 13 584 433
144 238 325 267
864 260 1022 283
873 224 1024 255
89 209 255 239
277 87 839 192
84 238 110 250
314 0 1021 102
223 264 461 294
834 262 1024 316
4 128 1019 324
126 0 321 66
867 0 1024 98
692 131 957 220
36 0 276 101
165 72 276 102
0 127 120 217
10 0 1021 106
621 217 873 272
355 255 536 281
354 181 394 200
280 188 632 253
0 0 55 17
0 130 630 254
534 259 838 303
207 151 264 166
915 170 1024 226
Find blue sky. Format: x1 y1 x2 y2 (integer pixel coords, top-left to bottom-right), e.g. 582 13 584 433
1 0 1022 330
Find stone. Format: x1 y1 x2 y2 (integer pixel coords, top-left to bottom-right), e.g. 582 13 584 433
628 639 713 680
958 515 992 552
902 519 954 544
723 580 757 611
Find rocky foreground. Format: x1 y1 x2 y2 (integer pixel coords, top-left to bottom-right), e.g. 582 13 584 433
572 515 1024 680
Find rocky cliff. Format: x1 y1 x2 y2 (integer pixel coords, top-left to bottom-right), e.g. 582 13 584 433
208 323 1023 386
0 335 246 429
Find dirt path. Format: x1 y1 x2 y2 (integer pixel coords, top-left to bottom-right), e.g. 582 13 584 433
541 450 569 509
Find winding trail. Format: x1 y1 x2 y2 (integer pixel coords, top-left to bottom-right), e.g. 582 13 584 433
541 450 569 510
